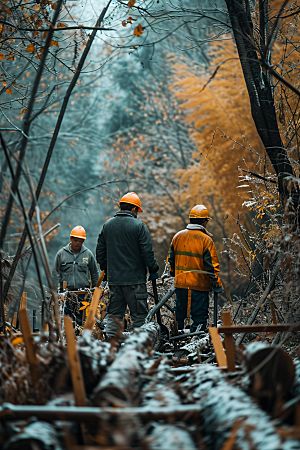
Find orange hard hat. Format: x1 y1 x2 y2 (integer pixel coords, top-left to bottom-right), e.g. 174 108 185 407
70 225 86 240
119 192 143 212
189 205 211 220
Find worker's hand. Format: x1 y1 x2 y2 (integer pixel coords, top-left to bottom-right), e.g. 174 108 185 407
148 272 159 281
211 284 223 293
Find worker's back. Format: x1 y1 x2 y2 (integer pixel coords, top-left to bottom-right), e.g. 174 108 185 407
96 211 158 286
172 228 217 291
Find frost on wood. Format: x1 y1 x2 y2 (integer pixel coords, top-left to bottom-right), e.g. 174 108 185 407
92 322 160 406
144 424 197 450
177 364 299 450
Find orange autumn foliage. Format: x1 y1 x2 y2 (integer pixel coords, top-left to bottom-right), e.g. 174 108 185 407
172 42 266 218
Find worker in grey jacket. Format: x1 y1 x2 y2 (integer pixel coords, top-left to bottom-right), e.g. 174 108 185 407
52 225 99 291
96 192 159 338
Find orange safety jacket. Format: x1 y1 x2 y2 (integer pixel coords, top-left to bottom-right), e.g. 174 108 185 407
169 225 222 291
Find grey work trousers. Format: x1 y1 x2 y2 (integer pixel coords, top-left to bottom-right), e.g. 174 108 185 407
104 284 148 338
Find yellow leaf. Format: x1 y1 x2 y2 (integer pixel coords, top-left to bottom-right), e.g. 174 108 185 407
57 23 67 28
26 44 35 53
79 301 90 311
128 0 135 6
50 40 59 48
6 88 12 95
33 4 40 10
133 24 143 37
11 337 23 346
20 108 27 114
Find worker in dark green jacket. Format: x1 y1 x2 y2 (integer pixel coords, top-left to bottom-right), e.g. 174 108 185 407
96 192 159 338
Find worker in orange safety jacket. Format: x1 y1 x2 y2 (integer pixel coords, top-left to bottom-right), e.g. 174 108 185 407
169 205 222 332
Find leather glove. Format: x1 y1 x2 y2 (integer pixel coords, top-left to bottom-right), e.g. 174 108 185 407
212 284 223 293
148 272 159 281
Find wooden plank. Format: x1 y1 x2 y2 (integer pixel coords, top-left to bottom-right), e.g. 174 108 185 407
209 327 227 367
222 311 235 372
83 271 105 331
84 287 103 331
64 316 87 406
12 312 18 328
218 324 300 334
96 270 105 288
19 308 41 388
20 292 27 310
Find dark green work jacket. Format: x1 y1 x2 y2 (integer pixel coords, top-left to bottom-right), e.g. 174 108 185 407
96 211 159 285
52 244 99 291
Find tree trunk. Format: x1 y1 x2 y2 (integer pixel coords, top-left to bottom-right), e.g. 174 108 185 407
225 0 294 203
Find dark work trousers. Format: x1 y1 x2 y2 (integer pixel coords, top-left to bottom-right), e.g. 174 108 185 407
105 284 148 338
174 288 209 331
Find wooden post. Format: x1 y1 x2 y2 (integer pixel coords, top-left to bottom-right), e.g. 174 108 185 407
222 311 235 372
19 308 41 388
84 287 104 331
209 327 227 367
63 281 67 291
12 311 18 328
20 292 27 310
270 301 277 325
64 316 87 406
84 271 105 331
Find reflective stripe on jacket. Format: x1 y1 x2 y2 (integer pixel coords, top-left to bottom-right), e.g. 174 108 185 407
169 225 221 291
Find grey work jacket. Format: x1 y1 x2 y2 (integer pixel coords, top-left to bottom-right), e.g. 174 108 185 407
96 211 159 285
52 244 99 291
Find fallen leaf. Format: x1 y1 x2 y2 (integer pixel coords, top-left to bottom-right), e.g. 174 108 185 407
50 40 59 47
133 24 143 36
26 44 35 53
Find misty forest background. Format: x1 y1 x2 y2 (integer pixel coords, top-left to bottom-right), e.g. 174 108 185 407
1 0 300 325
